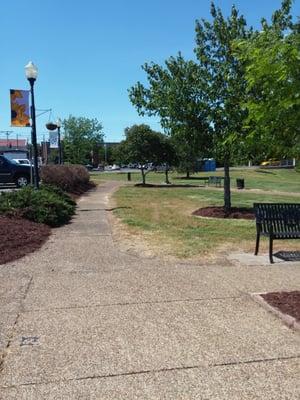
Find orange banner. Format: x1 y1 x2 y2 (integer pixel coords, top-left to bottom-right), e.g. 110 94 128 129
10 89 30 127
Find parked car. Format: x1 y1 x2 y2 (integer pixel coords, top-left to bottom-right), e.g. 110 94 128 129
147 163 169 172
111 164 120 170
13 158 31 165
85 164 93 171
0 155 32 187
260 159 281 167
128 163 138 169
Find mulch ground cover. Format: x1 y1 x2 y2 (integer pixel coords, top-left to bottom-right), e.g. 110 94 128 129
261 291 300 322
0 216 50 265
192 206 254 220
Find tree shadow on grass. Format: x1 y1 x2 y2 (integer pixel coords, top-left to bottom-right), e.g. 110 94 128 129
134 183 204 188
78 207 132 212
255 169 276 175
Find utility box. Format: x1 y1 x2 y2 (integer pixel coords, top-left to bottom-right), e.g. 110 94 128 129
204 159 216 172
195 158 216 172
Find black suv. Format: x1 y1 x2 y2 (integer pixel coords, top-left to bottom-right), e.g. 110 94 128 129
0 155 32 187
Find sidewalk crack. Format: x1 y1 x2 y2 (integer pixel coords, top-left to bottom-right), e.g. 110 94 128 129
23 295 243 313
1 355 299 390
0 276 33 373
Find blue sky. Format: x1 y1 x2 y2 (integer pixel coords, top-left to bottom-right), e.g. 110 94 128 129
0 0 299 143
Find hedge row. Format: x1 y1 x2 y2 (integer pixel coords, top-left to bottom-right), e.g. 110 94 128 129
40 165 90 193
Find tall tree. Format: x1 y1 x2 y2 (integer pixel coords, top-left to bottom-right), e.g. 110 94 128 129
129 55 211 178
63 116 104 165
195 2 252 211
236 0 300 159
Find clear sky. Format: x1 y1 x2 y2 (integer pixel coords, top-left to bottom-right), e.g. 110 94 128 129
0 0 299 143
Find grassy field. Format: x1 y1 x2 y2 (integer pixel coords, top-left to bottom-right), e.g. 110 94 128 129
91 168 300 193
92 168 300 259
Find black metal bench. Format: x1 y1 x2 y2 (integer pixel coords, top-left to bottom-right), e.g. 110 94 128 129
254 203 300 263
208 176 224 187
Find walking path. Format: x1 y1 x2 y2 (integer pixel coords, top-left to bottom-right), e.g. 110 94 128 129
0 182 299 399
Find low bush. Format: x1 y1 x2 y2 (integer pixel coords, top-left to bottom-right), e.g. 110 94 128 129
42 184 77 206
0 185 76 227
40 165 90 193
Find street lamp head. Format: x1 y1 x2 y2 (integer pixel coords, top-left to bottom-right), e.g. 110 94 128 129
25 61 38 80
56 118 62 128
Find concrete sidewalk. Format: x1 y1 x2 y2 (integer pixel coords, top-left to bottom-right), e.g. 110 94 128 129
0 182 299 399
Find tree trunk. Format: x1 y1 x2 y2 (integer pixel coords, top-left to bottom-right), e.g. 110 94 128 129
224 158 231 213
186 169 190 179
165 167 170 184
141 168 146 185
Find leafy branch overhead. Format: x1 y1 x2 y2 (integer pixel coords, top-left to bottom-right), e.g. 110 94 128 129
235 4 300 158
129 55 212 177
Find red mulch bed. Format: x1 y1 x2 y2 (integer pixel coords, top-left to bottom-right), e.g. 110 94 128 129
192 206 254 220
261 291 300 322
0 216 50 265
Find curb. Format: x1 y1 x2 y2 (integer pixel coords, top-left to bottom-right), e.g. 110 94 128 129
251 292 300 331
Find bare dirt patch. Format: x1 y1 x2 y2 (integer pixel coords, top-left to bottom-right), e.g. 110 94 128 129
261 291 300 322
0 216 50 265
193 206 254 220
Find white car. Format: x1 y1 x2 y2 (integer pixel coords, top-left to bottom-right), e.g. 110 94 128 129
111 164 120 170
13 159 31 165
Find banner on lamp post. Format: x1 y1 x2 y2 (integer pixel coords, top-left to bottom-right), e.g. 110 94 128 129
49 131 58 148
10 89 30 127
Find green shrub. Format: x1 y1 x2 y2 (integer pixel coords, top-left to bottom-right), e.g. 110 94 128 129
0 185 76 227
40 165 90 193
42 184 76 206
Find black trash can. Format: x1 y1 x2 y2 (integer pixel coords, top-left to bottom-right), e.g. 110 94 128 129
127 172 131 181
236 178 244 189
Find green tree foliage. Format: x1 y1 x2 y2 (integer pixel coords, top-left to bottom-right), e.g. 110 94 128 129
98 144 118 165
129 3 252 208
129 55 211 178
236 0 300 159
63 116 104 165
115 124 176 184
129 0 297 205
195 3 252 211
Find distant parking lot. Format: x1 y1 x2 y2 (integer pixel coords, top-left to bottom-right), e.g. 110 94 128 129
91 167 140 174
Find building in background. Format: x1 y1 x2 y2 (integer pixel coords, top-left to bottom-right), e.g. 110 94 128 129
0 138 29 160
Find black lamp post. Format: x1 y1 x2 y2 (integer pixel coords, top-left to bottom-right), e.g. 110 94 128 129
56 118 63 164
25 61 39 189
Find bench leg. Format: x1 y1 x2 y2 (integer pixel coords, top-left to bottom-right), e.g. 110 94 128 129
269 237 274 264
254 233 260 255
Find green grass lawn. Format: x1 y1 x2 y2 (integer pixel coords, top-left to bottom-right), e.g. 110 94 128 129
91 168 300 259
91 167 300 193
